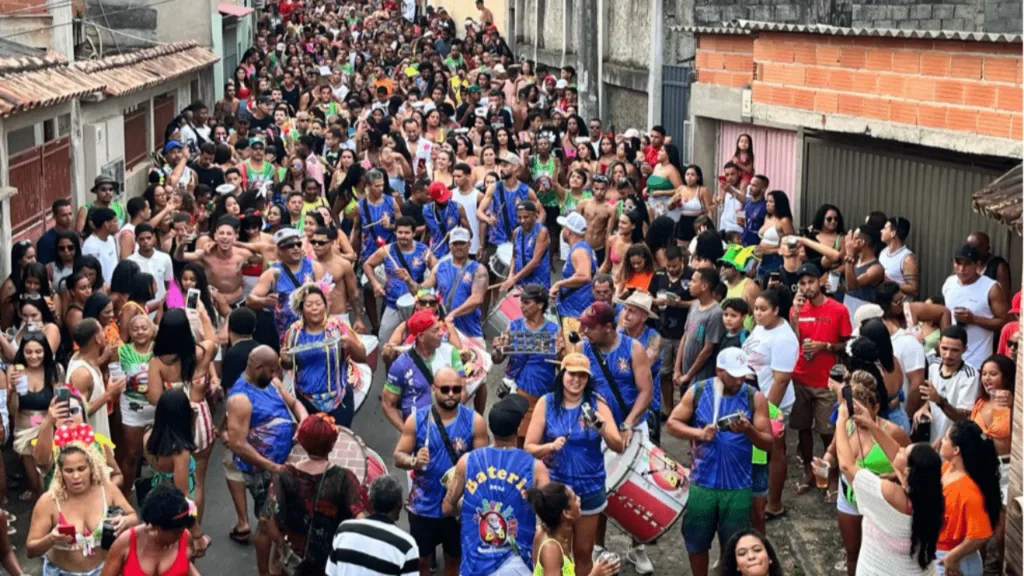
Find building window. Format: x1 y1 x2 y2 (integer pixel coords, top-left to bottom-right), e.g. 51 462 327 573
57 114 71 137
7 125 37 155
124 106 148 169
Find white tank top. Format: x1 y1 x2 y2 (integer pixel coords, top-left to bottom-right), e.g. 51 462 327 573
880 244 912 286
942 274 996 369
679 189 703 216
66 354 110 439
452 187 481 256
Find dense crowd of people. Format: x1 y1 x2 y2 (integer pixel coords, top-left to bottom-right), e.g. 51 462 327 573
0 1 1018 575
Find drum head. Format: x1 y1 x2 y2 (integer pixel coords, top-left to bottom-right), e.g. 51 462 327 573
397 293 416 307
289 426 370 484
603 429 643 490
496 242 513 260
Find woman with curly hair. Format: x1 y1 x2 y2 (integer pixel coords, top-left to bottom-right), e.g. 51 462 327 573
26 418 136 576
280 284 366 427
936 420 1001 575
33 391 122 491
101 483 199 576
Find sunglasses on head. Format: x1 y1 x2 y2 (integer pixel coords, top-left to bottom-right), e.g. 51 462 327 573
438 385 463 395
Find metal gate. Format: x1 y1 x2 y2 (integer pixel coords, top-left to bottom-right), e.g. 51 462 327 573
801 135 1017 297
661 64 691 161
9 137 71 242
223 20 239 81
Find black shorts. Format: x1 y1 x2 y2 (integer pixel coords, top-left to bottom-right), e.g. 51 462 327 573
408 512 462 558
595 247 606 267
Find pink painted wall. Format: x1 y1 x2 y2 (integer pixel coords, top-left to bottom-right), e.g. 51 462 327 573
717 122 800 220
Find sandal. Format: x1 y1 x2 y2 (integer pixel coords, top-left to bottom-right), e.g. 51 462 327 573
824 490 838 504
794 482 812 495
229 527 251 544
764 508 787 521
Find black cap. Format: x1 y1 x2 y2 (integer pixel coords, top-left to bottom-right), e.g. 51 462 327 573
520 283 548 303
516 200 537 213
488 394 528 437
796 262 822 279
955 243 981 262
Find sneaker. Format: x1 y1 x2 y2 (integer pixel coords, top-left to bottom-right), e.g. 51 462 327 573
626 544 654 575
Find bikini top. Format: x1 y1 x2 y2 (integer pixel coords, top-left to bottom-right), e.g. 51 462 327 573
971 398 1010 440
533 538 575 576
54 484 108 556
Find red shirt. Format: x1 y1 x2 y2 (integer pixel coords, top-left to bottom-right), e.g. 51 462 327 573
791 297 851 387
644 144 660 167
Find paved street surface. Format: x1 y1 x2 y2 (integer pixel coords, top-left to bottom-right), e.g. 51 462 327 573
3 345 841 576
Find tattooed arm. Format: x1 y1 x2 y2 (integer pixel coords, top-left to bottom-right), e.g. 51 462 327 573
445 264 489 322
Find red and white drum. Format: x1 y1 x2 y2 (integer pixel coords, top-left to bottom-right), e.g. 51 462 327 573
484 289 522 336
455 331 492 398
358 334 379 374
289 426 388 516
603 434 690 543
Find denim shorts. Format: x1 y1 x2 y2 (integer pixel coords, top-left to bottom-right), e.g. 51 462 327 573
579 486 608 516
43 559 103 576
751 463 769 497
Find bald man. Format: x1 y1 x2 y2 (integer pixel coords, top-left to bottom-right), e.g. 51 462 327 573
227 345 308 576
967 231 1012 300
393 367 488 576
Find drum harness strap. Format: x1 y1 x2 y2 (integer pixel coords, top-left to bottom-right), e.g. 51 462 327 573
443 261 467 313
408 350 461 467
496 183 515 240
689 380 755 427
589 346 629 423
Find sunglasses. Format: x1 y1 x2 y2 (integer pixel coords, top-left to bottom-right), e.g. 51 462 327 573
309 239 330 246
825 216 838 222
438 385 463 395
418 299 438 307
97 187 114 192
280 242 302 250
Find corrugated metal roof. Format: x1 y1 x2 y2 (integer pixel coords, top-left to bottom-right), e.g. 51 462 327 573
672 19 1023 43
75 40 219 98
972 164 1023 235
0 54 104 118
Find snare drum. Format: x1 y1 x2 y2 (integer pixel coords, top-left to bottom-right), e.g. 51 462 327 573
361 264 386 288
603 434 690 543
396 293 416 320
484 289 522 337
488 242 514 279
358 334 379 373
288 427 387 515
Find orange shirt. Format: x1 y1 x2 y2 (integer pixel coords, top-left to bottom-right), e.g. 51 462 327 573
937 462 994 551
624 271 653 293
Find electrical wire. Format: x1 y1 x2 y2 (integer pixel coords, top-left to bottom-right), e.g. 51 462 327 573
0 0 178 42
84 20 168 47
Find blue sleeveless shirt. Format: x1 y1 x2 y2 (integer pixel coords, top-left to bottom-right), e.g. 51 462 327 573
504 318 558 397
383 242 429 308
541 393 605 496
359 196 396 260
582 335 637 426
556 241 596 318
620 325 661 414
689 378 755 490
289 324 346 413
228 376 296 474
461 447 536 575
273 258 315 340
488 181 528 244
435 258 483 337
423 201 461 259
408 404 475 518
513 222 550 289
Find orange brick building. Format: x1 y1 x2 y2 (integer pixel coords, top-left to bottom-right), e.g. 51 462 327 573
683 20 1022 296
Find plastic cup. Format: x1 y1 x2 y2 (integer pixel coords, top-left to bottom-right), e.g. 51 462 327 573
814 461 830 489
108 363 123 381
15 373 28 395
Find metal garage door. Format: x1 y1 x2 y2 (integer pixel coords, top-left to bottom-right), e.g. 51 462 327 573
801 135 1018 298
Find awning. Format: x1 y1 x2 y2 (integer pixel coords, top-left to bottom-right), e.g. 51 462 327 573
218 2 254 17
74 41 219 98
972 164 1022 235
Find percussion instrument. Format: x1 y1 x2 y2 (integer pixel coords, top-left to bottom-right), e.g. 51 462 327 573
288 426 388 515
359 334 380 373
484 289 522 336
497 330 557 356
457 332 492 398
560 317 582 354
396 293 416 320
488 242 514 279
283 334 342 356
361 264 386 288
281 334 377 416
603 433 690 543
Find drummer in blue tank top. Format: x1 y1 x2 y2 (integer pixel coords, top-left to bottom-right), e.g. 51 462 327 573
500 201 551 292
355 169 402 334
423 182 468 260
551 213 596 319
665 347 774 576
524 353 624 576
476 158 542 246
443 394 550 576
245 227 325 344
394 367 489 576
618 291 665 436
363 216 437 347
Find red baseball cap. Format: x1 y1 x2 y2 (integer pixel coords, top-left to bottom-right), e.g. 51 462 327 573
428 181 452 204
1012 291 1021 315
579 302 616 329
408 309 439 338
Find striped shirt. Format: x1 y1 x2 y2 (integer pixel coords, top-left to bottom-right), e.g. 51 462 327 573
326 515 418 576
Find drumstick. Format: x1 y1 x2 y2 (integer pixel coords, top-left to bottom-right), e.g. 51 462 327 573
430 231 451 254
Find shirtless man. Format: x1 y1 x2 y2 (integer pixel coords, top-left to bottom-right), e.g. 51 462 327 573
576 174 617 265
310 226 365 333
176 216 255 316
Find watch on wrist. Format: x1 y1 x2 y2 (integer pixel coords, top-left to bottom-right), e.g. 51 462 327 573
619 422 633 432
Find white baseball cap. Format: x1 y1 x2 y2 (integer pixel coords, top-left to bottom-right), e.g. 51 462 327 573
493 64 506 75
623 128 641 139
450 227 471 244
555 79 568 89
216 183 236 196
716 348 755 379
556 212 587 235
273 227 302 246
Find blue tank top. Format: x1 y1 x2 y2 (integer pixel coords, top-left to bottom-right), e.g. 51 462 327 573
513 222 550 289
504 318 558 397
359 196 396 260
383 242 429 308
556 241 596 318
689 378 755 490
435 258 483 337
621 326 661 414
488 181 529 244
541 393 605 496
274 258 315 340
408 405 476 518
228 377 296 474
582 335 637 426
290 325 346 412
461 447 536 575
424 201 461 259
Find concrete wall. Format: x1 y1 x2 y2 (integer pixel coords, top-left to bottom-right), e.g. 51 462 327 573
539 0 564 52
77 0 213 53
605 0 650 69
0 15 53 49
